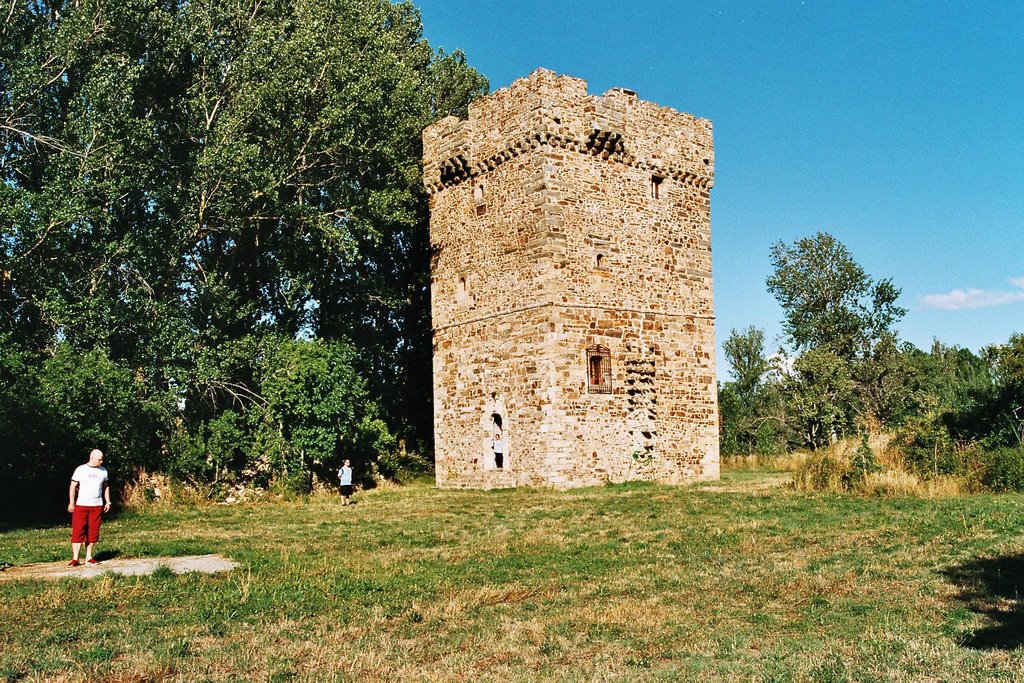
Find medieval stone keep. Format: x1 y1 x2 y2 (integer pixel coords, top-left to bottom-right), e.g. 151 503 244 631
424 69 718 489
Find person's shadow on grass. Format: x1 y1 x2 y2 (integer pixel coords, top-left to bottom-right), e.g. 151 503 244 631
942 554 1024 650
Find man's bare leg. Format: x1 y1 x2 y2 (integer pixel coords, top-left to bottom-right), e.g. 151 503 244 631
71 542 82 562
85 542 96 561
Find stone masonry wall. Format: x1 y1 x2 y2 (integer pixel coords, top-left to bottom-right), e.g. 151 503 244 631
425 68 718 489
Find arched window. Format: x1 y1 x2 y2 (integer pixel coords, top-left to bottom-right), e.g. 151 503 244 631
473 184 486 215
586 345 612 394
456 274 474 308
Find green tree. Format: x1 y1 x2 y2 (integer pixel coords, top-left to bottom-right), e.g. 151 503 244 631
723 326 769 398
784 347 856 448
987 334 1024 446
256 336 393 477
1 0 487 495
720 326 784 454
766 232 909 433
904 341 994 414
766 232 906 360
992 334 1024 389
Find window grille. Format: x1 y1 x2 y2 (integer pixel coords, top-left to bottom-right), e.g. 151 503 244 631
586 345 612 394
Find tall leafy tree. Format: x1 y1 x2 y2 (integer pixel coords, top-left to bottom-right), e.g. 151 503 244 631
766 232 906 361
1 0 487 501
720 326 784 454
766 232 908 435
723 326 769 399
980 334 1024 446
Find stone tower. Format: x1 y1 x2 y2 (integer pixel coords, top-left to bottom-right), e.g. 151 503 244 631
423 69 718 489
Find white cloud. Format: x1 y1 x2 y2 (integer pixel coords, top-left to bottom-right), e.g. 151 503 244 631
920 277 1024 310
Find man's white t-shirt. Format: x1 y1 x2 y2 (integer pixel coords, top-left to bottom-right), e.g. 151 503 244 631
338 466 353 486
72 465 108 506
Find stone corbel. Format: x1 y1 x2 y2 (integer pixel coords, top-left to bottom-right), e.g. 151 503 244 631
586 127 623 154
439 154 472 184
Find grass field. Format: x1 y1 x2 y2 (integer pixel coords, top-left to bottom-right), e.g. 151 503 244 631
3 469 1024 681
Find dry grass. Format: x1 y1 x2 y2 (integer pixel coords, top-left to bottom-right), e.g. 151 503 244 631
861 470 968 498
722 451 810 472
782 434 973 498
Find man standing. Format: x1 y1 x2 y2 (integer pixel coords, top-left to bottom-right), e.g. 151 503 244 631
338 459 353 506
68 449 111 567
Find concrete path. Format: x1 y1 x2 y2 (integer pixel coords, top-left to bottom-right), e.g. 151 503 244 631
0 554 238 581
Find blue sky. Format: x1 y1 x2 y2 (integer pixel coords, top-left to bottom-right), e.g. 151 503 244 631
415 1 1024 379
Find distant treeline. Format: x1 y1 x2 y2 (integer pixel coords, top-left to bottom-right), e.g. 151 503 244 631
0 0 489 512
720 232 1024 490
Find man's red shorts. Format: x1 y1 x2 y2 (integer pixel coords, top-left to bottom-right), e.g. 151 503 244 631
70 505 102 544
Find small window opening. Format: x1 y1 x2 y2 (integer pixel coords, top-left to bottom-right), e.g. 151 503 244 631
650 175 664 199
491 413 504 470
473 184 486 215
586 345 612 394
596 253 605 268
457 275 475 307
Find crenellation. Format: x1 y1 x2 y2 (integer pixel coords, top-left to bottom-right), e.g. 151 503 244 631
425 69 719 489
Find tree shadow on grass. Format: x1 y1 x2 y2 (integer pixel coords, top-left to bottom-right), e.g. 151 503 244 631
942 554 1024 650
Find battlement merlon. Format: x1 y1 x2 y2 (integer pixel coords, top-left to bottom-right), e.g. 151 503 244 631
423 68 714 195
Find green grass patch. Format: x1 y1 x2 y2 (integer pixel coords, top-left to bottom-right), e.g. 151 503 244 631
3 472 1024 680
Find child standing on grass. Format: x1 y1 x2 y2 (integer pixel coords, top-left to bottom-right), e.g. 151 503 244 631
492 431 505 470
338 459 353 506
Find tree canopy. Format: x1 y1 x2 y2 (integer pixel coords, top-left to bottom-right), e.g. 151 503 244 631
766 232 905 360
0 0 488 510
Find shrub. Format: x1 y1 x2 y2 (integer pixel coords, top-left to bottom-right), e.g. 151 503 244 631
754 421 783 456
166 410 249 483
2 343 172 514
981 447 1024 492
849 433 882 484
269 468 314 497
893 413 963 479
